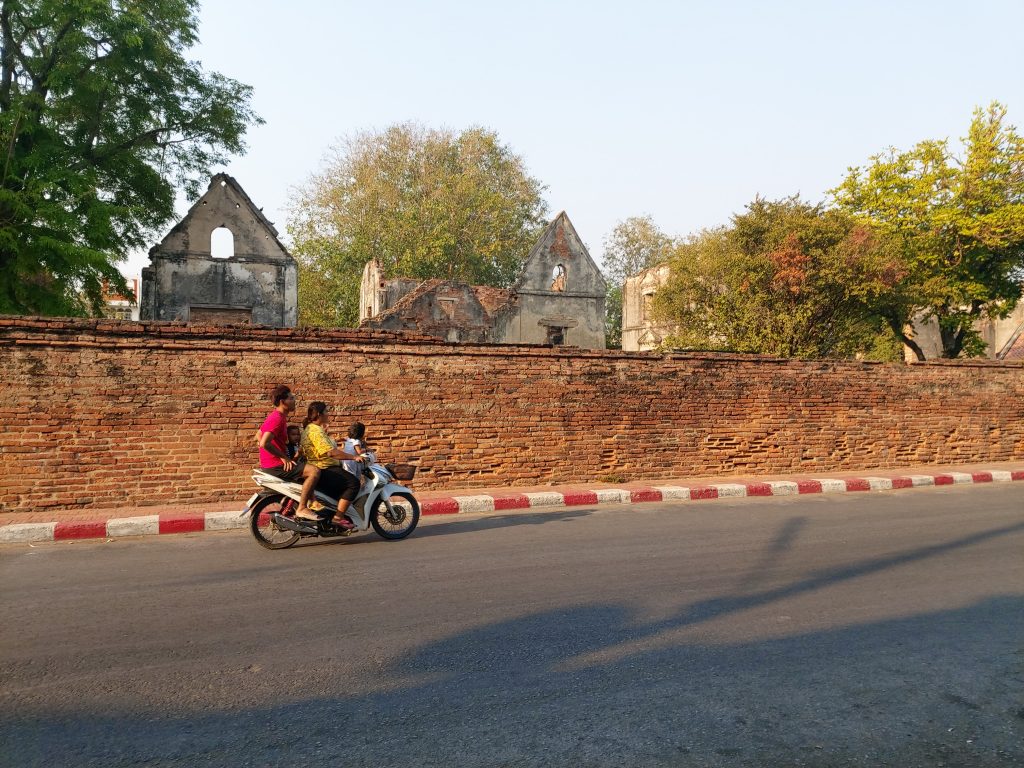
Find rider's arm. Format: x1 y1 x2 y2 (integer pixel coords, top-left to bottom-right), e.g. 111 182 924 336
258 429 293 466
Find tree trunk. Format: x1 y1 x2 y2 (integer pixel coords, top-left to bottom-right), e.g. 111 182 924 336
887 316 925 361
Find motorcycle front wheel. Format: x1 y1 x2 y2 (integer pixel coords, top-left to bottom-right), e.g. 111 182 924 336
370 491 420 540
250 494 301 550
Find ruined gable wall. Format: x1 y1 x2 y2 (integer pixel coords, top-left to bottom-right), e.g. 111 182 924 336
142 177 297 326
1 317 1022 515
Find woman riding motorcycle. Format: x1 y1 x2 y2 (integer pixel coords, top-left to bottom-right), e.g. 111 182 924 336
297 401 365 530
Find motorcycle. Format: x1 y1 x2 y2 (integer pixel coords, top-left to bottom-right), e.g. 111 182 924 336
243 454 420 549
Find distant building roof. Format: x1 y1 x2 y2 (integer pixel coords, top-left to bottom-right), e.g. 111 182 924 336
998 323 1024 360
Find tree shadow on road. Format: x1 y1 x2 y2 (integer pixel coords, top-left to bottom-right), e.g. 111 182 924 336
5 520 1024 768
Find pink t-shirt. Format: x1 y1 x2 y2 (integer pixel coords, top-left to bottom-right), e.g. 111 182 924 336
259 410 288 469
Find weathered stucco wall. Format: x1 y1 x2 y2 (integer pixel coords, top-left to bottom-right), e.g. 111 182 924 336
906 302 1024 361
507 212 607 348
1 317 1022 515
141 175 297 327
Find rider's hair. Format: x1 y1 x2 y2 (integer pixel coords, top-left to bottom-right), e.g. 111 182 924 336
303 401 328 428
347 421 366 440
270 384 291 406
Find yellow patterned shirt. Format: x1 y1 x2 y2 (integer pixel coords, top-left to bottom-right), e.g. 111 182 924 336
300 424 340 469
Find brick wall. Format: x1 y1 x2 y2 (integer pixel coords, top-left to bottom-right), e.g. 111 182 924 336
2 317 1022 515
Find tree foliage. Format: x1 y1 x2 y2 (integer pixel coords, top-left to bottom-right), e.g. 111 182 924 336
601 215 675 348
288 123 548 327
654 197 902 360
0 0 261 316
831 102 1024 359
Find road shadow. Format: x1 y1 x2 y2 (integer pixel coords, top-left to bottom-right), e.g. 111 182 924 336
4 521 1024 767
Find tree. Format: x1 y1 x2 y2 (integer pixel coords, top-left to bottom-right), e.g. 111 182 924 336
601 215 675 347
831 102 1024 359
288 123 548 327
654 197 903 360
0 0 261 316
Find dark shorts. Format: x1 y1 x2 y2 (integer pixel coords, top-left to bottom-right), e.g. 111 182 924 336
318 466 361 503
259 461 306 483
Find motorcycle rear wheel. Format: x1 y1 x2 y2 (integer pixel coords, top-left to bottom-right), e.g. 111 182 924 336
250 495 301 550
370 491 420 540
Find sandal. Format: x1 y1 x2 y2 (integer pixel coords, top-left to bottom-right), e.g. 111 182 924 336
295 508 319 521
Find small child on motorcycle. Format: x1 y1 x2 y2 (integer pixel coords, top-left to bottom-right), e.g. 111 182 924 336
342 422 369 478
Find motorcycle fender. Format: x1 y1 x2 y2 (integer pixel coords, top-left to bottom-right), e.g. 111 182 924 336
241 490 278 517
367 483 414 513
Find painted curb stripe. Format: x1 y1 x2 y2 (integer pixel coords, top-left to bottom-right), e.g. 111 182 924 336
524 492 566 507
630 488 663 503
714 484 748 498
689 486 719 500
159 515 206 534
797 480 823 494
562 490 599 506
654 486 690 501
454 495 496 514
0 522 55 543
106 516 159 537
492 494 531 510
54 521 107 540
421 498 460 516
4 469 1022 543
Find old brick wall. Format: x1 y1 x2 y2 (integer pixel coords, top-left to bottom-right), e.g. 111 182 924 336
1 317 1023 515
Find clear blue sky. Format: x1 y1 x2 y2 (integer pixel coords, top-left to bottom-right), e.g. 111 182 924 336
123 0 1024 277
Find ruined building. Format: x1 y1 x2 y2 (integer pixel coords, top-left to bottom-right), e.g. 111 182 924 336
141 174 297 326
360 212 607 348
621 263 674 351
622 261 1024 360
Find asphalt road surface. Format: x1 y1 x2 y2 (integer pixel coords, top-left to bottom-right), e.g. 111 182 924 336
2 484 1023 767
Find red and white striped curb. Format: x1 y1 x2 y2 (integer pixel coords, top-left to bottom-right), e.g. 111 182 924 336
2 469 1022 544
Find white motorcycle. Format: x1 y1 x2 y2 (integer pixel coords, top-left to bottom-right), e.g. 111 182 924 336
243 455 420 549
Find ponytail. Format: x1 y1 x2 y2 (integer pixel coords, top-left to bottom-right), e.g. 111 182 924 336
303 401 328 428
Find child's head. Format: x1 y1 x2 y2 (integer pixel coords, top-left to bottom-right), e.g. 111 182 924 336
287 425 301 444
348 422 366 441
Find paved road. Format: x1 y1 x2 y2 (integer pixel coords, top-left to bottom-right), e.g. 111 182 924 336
2 484 1023 767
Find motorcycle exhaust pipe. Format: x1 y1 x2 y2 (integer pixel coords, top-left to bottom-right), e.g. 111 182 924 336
271 513 318 533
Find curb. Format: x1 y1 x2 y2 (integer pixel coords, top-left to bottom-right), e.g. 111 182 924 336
2 470 1022 544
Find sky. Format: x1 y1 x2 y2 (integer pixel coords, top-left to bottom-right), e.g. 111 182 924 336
122 0 1024 278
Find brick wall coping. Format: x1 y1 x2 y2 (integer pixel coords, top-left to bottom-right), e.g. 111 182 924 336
2 315 1022 368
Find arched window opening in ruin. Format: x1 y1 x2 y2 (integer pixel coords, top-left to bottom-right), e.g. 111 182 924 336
641 290 655 323
211 227 234 259
551 263 567 292
546 325 566 345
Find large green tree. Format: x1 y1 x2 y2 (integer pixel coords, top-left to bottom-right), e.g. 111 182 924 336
600 215 675 347
654 197 903 360
831 103 1024 359
0 0 261 316
288 123 548 327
